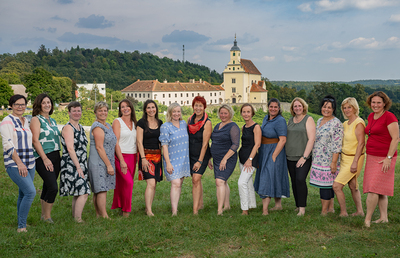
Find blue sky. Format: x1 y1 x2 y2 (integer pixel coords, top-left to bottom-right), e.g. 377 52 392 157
1 0 399 81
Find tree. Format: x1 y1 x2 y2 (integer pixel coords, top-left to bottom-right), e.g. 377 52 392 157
24 67 55 102
0 78 14 108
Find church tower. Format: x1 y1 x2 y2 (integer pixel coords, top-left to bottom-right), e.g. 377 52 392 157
222 35 266 104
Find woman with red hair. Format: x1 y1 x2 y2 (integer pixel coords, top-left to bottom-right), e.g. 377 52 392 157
187 96 212 214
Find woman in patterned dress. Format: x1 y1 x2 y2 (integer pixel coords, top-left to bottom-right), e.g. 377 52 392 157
159 103 191 216
59 101 90 223
309 95 344 215
88 101 117 219
31 93 61 223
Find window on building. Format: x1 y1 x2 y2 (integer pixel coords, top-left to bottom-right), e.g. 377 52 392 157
135 93 137 98
139 93 141 98
219 92 221 95
181 101 183 104
169 94 171 98
232 78 236 83
210 93 212 96
233 67 235 71
148 94 150 98
232 88 236 93
186 93 188 97
192 93 194 97
214 93 216 96
163 94 165 98
154 94 157 99
233 53 235 56
233 61 235 64
169 101 171 105
163 101 165 105
181 93 183 97
187 101 189 104
254 97 256 99
197 93 200 96
175 94 177 97
215 99 217 103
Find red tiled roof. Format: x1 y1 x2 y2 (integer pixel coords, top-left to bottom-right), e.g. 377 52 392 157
121 80 223 92
240 59 261 75
250 82 267 92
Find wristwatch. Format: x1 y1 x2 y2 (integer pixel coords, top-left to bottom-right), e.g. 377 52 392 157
303 156 307 160
387 156 393 159
249 157 253 161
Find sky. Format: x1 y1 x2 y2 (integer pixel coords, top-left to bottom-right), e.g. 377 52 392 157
1 0 400 81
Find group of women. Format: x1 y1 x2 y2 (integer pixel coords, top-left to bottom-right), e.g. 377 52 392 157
1 91 398 231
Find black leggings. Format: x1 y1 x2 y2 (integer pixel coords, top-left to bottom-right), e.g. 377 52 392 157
36 151 61 203
320 188 335 200
287 158 311 207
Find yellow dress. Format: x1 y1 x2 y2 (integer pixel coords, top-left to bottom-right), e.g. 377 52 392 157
335 117 365 188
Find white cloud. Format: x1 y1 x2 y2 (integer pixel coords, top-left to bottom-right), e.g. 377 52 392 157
284 55 302 62
389 13 400 22
327 57 346 63
282 46 298 51
316 36 400 50
154 49 174 59
298 2 313 12
299 0 399 13
263 56 275 61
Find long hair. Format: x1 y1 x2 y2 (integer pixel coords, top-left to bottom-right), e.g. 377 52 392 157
268 98 282 116
118 99 137 127
32 93 54 116
142 99 159 132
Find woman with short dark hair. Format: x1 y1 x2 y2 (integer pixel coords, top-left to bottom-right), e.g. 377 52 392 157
59 101 90 223
30 93 61 223
0 95 36 232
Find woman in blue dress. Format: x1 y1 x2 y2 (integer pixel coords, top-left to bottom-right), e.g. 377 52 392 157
210 104 240 215
159 103 191 216
254 98 290 215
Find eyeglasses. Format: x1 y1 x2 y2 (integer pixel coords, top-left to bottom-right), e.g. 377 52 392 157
323 97 334 102
13 103 26 108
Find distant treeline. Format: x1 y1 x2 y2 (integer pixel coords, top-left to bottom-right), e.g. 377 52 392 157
0 45 223 91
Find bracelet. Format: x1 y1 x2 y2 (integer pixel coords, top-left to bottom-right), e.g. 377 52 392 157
141 157 146 160
197 160 203 164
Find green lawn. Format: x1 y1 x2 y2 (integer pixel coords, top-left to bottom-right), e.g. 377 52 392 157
0 140 399 257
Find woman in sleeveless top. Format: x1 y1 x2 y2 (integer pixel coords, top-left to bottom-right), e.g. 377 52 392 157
111 99 137 217
332 98 365 217
59 101 90 223
31 93 61 223
286 98 315 216
136 100 163 216
238 104 261 215
187 96 212 215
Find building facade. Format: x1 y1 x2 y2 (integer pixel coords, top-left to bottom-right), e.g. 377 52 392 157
76 82 106 99
222 37 268 103
121 79 225 106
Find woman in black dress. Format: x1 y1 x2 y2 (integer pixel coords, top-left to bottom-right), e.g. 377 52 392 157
137 100 163 216
188 96 212 215
238 104 261 215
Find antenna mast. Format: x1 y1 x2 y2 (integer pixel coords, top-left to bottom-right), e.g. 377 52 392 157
183 45 185 63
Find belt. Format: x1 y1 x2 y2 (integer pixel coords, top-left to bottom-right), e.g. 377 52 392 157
341 152 365 156
262 137 279 144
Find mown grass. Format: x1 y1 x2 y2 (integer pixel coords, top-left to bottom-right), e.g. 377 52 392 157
1 144 399 257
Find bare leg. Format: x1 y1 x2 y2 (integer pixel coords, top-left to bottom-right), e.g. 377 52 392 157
270 198 282 210
171 178 184 216
321 199 329 215
42 201 54 220
95 191 109 218
242 210 249 215
328 198 335 213
223 182 230 211
73 194 88 222
348 178 364 216
93 193 100 217
215 179 226 215
333 182 347 216
373 195 389 223
262 197 271 215
192 174 203 214
145 179 156 216
365 193 379 227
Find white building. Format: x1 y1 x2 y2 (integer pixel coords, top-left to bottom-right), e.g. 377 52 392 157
121 79 224 106
76 82 106 99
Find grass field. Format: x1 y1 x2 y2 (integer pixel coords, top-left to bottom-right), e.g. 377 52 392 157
0 142 399 257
